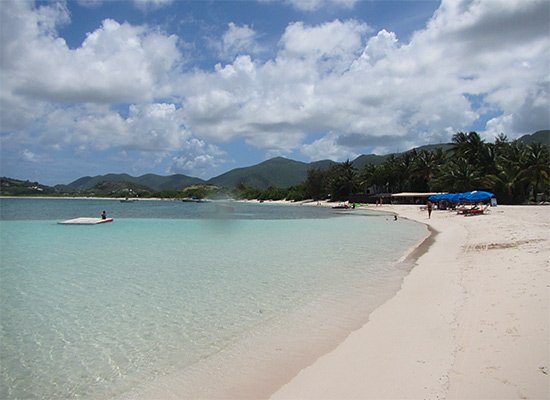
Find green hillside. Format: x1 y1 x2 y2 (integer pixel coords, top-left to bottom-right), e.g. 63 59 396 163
62 173 204 192
207 157 335 189
4 129 548 195
351 154 388 170
517 130 549 149
0 177 56 196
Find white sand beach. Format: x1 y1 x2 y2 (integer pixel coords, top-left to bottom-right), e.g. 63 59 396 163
271 204 549 399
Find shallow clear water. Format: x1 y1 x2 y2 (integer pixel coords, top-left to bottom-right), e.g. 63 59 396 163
0 199 427 399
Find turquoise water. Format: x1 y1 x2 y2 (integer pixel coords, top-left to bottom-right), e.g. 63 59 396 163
0 199 427 399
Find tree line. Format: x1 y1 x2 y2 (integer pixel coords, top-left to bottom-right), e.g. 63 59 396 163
236 132 549 204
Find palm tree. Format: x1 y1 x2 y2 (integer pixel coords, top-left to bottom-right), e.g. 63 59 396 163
358 163 377 194
412 150 439 192
397 150 416 192
433 157 486 193
518 142 550 201
304 168 329 200
486 157 525 204
328 160 359 201
451 131 487 166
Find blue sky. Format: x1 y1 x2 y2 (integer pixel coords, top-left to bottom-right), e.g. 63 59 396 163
1 0 548 185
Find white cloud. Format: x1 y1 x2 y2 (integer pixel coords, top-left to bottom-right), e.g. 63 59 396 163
301 134 359 162
279 19 370 73
37 103 193 152
283 0 358 12
177 0 548 161
1 0 548 180
133 0 174 11
220 23 262 60
20 149 39 163
169 139 226 178
1 1 181 106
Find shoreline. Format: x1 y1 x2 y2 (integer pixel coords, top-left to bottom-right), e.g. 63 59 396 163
271 204 549 399
115 204 433 400
3 198 548 398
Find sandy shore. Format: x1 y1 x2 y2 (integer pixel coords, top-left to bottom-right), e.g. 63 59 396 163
271 204 549 399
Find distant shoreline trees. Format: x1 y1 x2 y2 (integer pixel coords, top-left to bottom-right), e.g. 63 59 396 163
236 131 549 204
2 132 548 205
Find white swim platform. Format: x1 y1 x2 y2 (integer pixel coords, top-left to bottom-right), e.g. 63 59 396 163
58 217 114 225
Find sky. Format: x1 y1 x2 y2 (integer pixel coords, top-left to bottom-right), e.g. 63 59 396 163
1 0 549 185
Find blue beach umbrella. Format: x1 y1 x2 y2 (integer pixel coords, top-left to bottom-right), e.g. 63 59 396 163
428 194 445 201
447 193 466 203
463 191 494 202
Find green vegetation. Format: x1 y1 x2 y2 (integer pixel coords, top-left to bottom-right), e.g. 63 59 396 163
236 130 549 204
2 130 548 204
356 131 549 204
0 177 57 196
208 157 336 189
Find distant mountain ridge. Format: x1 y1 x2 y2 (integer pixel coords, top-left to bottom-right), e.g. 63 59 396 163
207 157 337 189
5 130 547 194
59 158 339 192
517 130 549 148
60 173 204 192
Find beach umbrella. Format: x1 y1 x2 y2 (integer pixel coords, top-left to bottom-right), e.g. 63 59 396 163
429 194 445 201
446 193 466 203
463 191 495 202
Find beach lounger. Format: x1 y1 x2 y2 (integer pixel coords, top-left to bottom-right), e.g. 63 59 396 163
463 205 489 216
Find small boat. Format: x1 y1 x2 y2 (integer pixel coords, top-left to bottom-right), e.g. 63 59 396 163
332 204 350 209
58 217 114 225
120 198 137 203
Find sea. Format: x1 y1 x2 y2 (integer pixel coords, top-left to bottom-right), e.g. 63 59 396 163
0 198 428 399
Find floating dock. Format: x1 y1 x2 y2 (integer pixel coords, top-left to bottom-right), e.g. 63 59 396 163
58 217 114 225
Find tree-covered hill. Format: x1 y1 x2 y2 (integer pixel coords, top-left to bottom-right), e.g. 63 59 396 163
59 173 204 192
0 177 56 196
3 130 548 203
206 157 336 189
517 130 549 149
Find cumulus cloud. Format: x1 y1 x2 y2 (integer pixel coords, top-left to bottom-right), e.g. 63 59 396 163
169 139 227 178
1 0 548 180
302 134 359 161
279 19 370 72
220 23 262 60
37 103 193 152
1 1 180 107
175 1 548 161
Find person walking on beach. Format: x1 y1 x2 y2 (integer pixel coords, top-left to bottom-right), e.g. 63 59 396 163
427 201 432 219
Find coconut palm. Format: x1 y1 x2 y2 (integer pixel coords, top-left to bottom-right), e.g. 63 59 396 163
328 160 359 201
518 142 550 201
433 157 486 193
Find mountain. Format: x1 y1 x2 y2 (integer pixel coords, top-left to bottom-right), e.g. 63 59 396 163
0 177 56 196
517 130 550 149
207 157 336 189
62 173 204 192
6 130 547 194
351 154 388 170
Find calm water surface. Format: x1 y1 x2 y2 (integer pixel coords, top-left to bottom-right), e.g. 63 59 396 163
0 198 427 399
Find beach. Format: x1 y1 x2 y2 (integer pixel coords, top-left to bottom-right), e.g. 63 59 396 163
271 204 549 399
